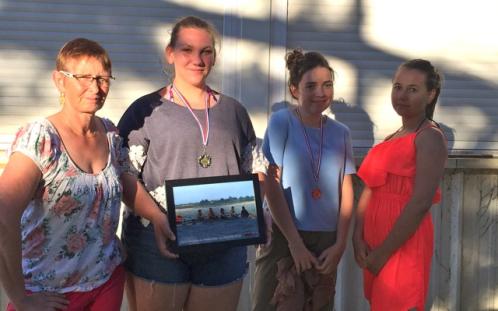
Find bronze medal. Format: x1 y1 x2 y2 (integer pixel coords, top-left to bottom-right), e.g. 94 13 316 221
311 188 321 200
296 108 325 200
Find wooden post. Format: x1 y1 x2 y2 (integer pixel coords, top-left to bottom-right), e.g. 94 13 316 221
449 171 463 310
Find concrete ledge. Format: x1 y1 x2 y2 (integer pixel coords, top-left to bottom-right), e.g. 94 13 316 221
446 157 498 169
354 155 498 170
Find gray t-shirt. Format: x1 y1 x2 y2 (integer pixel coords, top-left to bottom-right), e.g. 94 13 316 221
118 88 258 210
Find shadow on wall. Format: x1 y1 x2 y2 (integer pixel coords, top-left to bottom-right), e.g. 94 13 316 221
0 1 284 120
439 123 455 153
0 0 496 153
332 99 374 156
285 0 496 153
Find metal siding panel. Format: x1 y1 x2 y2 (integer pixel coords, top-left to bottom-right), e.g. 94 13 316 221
286 0 498 154
0 0 224 136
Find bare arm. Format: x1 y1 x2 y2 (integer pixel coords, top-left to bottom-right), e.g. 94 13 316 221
256 171 275 248
366 128 447 274
334 174 355 251
0 153 67 310
121 173 177 258
257 172 265 201
265 164 318 272
352 186 372 268
317 174 354 274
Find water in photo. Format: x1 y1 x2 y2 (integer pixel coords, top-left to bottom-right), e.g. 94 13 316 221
172 180 259 246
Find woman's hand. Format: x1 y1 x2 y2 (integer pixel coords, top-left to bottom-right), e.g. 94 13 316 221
352 233 370 269
16 292 68 311
288 240 319 273
316 243 345 275
120 174 178 259
150 212 178 259
365 247 389 275
352 186 371 269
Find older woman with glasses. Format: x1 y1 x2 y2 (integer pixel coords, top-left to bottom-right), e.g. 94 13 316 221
0 38 173 311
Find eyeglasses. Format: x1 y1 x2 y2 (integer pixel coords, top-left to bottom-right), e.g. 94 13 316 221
59 70 115 87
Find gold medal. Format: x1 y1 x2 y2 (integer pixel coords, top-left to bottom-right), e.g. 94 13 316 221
198 153 212 168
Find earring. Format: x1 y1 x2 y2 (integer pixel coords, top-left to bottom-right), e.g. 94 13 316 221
59 92 65 106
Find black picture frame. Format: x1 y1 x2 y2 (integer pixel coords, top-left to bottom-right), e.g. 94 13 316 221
165 174 266 253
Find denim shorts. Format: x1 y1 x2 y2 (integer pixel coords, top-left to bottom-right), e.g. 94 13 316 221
122 214 248 286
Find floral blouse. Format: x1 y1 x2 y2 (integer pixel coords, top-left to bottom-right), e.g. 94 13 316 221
11 118 126 293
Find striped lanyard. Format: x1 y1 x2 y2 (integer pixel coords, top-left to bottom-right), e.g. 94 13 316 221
169 84 213 148
296 108 324 184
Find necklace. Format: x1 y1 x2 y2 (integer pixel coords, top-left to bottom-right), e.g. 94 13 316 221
169 85 213 168
296 108 324 200
391 117 427 139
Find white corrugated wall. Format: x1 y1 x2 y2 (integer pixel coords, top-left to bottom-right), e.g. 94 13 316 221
286 0 498 156
0 0 227 135
1 0 497 153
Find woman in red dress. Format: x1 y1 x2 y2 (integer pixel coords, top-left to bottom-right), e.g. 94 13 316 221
353 59 447 310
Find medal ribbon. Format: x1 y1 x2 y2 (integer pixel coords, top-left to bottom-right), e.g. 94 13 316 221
296 108 324 184
169 84 213 147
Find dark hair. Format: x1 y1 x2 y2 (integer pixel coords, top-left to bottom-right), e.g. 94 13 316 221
56 38 111 73
399 59 442 120
168 16 218 59
285 49 334 99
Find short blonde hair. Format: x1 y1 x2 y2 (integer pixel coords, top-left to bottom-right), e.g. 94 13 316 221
56 38 112 73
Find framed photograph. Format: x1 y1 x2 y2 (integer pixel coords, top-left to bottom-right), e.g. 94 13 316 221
165 174 266 253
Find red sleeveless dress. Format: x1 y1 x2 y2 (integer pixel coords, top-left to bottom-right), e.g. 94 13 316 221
357 126 441 311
